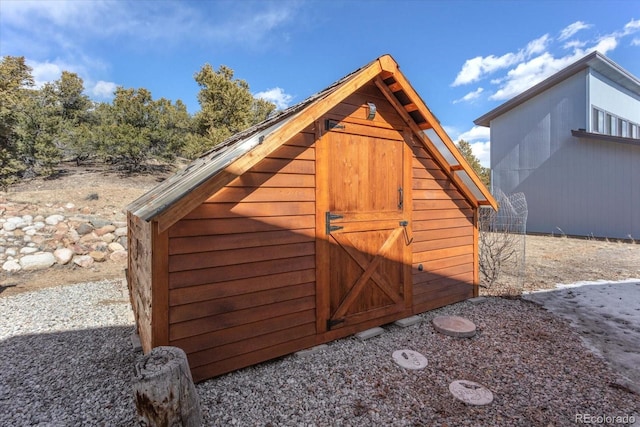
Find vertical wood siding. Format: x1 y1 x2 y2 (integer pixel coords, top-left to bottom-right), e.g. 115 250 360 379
167 130 317 381
411 145 475 313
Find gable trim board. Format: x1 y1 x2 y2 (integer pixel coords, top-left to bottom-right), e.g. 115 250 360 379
127 54 495 381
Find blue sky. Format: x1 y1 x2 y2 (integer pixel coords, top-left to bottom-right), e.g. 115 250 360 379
2 0 639 166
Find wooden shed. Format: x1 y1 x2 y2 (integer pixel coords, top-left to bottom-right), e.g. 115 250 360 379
126 54 497 382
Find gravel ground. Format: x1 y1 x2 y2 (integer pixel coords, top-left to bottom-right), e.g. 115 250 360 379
0 280 137 425
1 280 638 426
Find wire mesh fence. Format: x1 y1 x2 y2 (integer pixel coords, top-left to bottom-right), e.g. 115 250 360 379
478 189 528 295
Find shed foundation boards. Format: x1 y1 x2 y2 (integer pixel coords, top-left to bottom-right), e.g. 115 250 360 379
127 54 496 382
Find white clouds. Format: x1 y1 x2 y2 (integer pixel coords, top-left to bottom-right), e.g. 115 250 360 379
453 88 484 104
29 61 63 88
623 18 640 35
90 81 117 100
0 0 98 28
453 18 640 104
559 21 592 41
25 58 114 100
469 141 491 168
451 34 550 87
593 36 618 54
490 52 584 101
3 1 121 100
448 126 491 167
563 39 587 50
226 6 296 45
457 126 490 142
2 0 299 50
451 52 520 86
254 87 294 109
525 34 551 56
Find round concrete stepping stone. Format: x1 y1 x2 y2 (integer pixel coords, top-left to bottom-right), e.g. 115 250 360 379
392 349 428 370
449 380 494 405
432 315 476 337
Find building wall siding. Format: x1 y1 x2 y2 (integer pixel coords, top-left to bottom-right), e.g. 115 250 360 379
491 68 640 239
589 69 640 124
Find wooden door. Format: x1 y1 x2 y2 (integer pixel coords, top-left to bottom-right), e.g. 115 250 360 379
319 125 411 331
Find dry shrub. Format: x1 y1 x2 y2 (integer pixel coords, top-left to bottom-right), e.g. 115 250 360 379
479 190 527 296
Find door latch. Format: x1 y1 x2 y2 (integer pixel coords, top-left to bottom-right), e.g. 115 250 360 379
400 220 413 245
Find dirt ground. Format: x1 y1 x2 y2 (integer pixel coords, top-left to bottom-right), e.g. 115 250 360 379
0 164 174 297
488 233 640 295
1 165 639 297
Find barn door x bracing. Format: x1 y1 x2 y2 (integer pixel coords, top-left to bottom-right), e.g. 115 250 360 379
318 121 412 331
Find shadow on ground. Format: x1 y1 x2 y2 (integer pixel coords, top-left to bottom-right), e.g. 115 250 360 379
0 326 139 425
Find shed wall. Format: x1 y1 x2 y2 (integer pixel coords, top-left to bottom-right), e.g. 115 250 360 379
154 82 480 381
127 212 154 352
126 60 491 383
411 145 475 312
167 129 317 381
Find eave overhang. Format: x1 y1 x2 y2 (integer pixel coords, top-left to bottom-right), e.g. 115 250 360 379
572 129 640 146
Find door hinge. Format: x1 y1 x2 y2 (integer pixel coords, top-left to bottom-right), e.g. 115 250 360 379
325 211 344 234
325 119 345 131
327 318 345 329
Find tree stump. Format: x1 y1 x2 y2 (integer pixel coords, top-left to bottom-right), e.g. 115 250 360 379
133 346 202 427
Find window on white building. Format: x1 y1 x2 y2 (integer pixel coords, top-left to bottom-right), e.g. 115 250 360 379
593 108 605 133
592 106 639 139
606 114 617 135
619 119 628 138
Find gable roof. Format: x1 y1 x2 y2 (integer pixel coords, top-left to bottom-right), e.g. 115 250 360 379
128 54 496 232
475 51 640 127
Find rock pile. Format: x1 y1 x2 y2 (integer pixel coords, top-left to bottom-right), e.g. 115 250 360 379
0 200 127 273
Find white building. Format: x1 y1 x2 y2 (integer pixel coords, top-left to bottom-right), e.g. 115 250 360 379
475 51 640 239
